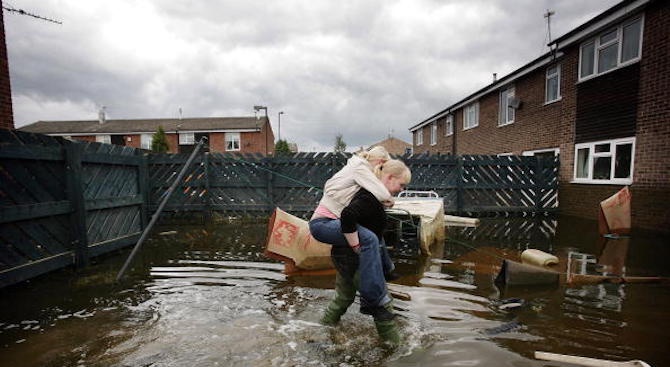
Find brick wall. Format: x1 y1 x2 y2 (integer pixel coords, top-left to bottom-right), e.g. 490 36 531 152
208 121 275 155
209 132 226 152
241 120 274 155
0 3 14 130
125 134 141 149
541 2 670 232
72 136 96 143
629 1 670 229
167 134 179 153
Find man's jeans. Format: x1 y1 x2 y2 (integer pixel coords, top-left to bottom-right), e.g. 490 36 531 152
309 217 393 307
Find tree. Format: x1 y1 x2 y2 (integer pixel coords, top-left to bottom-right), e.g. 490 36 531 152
151 125 170 153
275 139 291 155
334 133 346 153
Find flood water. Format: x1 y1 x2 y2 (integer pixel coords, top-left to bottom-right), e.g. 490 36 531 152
1 215 669 367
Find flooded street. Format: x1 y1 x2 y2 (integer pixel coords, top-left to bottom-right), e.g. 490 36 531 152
1 216 669 366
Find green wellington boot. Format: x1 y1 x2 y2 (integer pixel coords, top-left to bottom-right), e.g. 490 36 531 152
373 301 400 345
320 272 357 326
375 319 401 345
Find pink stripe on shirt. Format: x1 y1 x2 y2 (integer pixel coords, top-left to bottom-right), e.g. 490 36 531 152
313 205 338 219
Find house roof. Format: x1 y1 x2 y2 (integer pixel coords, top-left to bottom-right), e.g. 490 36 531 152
408 51 559 132
408 0 651 133
367 137 412 156
550 0 650 49
19 116 267 135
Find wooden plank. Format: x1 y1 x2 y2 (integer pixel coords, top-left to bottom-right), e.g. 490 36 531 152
0 224 46 260
20 220 69 255
138 155 149 229
0 243 29 271
85 195 143 211
65 143 89 267
81 152 142 166
88 232 142 257
0 201 72 223
0 144 64 161
0 251 75 288
2 160 58 203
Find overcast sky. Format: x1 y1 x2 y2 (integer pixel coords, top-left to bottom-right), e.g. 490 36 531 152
5 0 620 152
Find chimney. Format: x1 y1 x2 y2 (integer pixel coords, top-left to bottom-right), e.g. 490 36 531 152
98 106 106 124
492 73 497 83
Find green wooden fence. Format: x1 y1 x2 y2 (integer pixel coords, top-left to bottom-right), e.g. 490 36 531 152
0 130 147 288
148 152 559 217
1 131 558 287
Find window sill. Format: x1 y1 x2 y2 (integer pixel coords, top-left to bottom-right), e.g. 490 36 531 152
570 179 633 185
497 122 514 128
463 125 478 131
577 58 641 83
544 97 562 106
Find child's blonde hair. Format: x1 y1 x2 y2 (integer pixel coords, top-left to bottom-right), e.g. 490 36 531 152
375 159 411 184
357 146 390 163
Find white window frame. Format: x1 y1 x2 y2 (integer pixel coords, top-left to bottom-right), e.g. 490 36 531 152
225 132 241 151
498 86 515 126
545 64 561 104
96 135 111 144
522 147 560 156
430 122 437 145
416 127 423 146
463 102 479 130
573 137 635 185
578 16 644 81
445 115 453 136
141 134 153 150
179 132 195 145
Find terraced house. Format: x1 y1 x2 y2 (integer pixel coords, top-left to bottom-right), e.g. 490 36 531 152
19 115 276 156
409 0 669 231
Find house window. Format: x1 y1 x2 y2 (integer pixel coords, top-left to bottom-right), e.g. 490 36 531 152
579 16 643 80
430 123 437 145
545 65 561 103
416 127 423 145
226 132 240 151
463 102 479 130
179 132 195 145
96 135 111 144
445 115 453 136
523 148 559 158
573 137 635 184
141 134 153 150
499 86 515 126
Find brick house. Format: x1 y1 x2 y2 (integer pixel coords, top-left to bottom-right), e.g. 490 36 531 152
409 0 669 231
368 136 413 156
19 115 276 155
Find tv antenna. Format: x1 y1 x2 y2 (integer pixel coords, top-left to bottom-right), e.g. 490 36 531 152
2 5 62 24
544 9 555 49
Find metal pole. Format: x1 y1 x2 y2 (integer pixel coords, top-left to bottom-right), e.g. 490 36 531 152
278 111 283 141
116 137 207 282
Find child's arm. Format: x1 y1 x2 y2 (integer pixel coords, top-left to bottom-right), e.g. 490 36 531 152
353 165 392 203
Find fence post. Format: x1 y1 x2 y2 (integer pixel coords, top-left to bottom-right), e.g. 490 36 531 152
456 155 464 215
266 155 275 211
65 142 89 267
535 156 544 213
138 153 149 229
203 152 212 221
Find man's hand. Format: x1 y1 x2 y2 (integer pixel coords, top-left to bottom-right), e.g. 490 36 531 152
382 198 395 208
